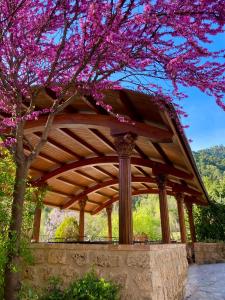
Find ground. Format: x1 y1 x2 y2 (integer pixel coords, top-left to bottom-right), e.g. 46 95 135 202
185 263 225 300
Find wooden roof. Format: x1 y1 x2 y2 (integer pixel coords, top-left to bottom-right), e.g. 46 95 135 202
25 89 209 213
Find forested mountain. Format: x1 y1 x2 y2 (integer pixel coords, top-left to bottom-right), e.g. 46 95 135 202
193 145 225 180
193 145 225 202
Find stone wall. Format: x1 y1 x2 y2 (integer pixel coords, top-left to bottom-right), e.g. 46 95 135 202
195 242 225 264
23 243 188 300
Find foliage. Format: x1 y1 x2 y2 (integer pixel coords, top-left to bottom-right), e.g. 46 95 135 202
0 147 45 298
38 271 120 300
194 201 225 242
39 277 65 300
133 196 161 240
55 217 79 241
65 271 120 300
193 146 225 241
44 209 78 241
193 145 225 180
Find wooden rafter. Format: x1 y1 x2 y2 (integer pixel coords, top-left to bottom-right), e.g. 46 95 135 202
24 113 173 142
59 128 103 156
62 175 200 209
151 142 173 166
91 190 206 215
34 132 82 159
31 156 193 185
89 128 115 151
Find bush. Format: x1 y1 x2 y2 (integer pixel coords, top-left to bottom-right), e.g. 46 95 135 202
65 271 120 300
55 217 79 241
194 200 225 242
40 277 64 300
38 271 120 300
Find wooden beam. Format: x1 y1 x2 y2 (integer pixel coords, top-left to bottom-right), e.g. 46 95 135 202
119 90 143 122
83 95 109 115
91 188 163 215
24 145 61 164
24 113 173 142
31 156 193 186
75 170 99 182
93 166 117 179
151 142 173 166
89 128 115 151
61 175 200 210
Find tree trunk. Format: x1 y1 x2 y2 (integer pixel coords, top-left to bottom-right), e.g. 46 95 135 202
4 160 28 300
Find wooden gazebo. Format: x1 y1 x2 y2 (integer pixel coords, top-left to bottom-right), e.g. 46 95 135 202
28 89 209 244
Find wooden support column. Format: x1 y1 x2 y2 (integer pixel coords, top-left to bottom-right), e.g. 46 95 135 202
114 133 136 244
32 206 42 242
156 174 170 243
106 205 113 242
186 202 196 243
175 193 187 243
79 199 86 241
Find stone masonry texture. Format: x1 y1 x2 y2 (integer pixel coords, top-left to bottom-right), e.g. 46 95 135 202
194 242 225 264
23 243 188 300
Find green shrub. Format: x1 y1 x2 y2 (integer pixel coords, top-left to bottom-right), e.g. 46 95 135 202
38 271 120 300
39 277 64 300
65 271 120 300
194 200 225 242
55 217 79 241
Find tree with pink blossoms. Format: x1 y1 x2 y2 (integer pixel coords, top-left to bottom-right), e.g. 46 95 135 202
0 1 224 299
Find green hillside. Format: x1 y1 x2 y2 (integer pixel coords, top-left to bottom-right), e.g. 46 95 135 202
192 145 225 202
193 145 225 180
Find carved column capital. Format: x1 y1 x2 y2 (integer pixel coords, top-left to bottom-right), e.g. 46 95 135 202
155 174 167 190
79 199 87 211
114 133 136 157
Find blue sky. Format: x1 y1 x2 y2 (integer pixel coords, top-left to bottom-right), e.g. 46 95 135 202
181 89 225 151
180 33 225 151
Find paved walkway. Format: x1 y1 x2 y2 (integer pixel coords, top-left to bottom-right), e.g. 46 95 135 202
185 263 225 300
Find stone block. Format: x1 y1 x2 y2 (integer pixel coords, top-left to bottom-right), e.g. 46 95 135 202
71 252 88 266
48 250 67 264
91 253 120 267
127 254 150 268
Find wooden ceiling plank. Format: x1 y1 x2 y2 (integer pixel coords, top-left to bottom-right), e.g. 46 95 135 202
93 165 117 179
34 132 82 160
95 190 110 198
57 176 86 188
89 128 115 151
25 145 61 164
60 128 103 156
74 170 100 183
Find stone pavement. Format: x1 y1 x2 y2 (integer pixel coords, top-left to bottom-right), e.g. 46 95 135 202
185 263 225 300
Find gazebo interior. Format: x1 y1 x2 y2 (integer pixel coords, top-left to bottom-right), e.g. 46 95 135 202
28 88 209 245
